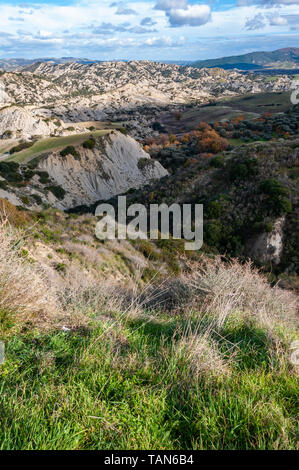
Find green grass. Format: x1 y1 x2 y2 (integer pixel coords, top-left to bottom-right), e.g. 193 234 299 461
219 92 293 114
161 106 257 133
265 76 279 83
5 130 111 164
0 140 18 156
0 313 298 450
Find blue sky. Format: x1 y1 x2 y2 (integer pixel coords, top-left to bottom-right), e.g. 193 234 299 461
0 0 298 60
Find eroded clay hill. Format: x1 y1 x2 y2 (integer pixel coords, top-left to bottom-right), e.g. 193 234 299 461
0 131 168 210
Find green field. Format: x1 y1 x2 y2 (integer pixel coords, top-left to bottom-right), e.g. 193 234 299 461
6 130 111 164
161 106 257 134
160 92 294 134
1 318 298 450
219 91 293 114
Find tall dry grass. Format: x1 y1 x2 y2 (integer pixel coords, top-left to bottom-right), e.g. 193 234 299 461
0 220 57 330
183 256 298 329
0 217 297 376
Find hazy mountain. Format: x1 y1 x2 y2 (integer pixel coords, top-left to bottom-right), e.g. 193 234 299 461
0 57 101 71
191 47 299 70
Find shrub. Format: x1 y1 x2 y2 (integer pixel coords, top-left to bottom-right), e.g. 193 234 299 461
31 194 43 205
9 141 34 155
0 162 23 184
205 200 222 219
184 256 297 331
228 157 258 182
210 155 225 168
60 146 79 159
82 138 96 150
260 179 292 215
23 169 35 180
46 185 66 200
138 158 155 170
2 130 12 139
259 179 288 198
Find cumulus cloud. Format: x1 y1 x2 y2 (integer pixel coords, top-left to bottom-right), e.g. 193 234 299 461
92 21 156 35
284 13 299 28
269 14 288 25
129 25 157 33
144 35 184 47
154 0 188 10
167 5 211 27
245 10 296 29
115 7 137 15
245 13 266 29
8 17 25 22
140 17 157 26
110 2 137 15
238 0 299 5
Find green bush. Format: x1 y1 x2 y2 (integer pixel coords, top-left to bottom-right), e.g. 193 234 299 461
31 194 43 205
23 169 35 180
46 185 66 200
259 179 291 215
138 158 155 170
210 155 225 168
9 141 34 155
228 157 258 182
205 200 222 219
82 138 96 150
60 146 79 159
0 162 23 184
259 179 288 198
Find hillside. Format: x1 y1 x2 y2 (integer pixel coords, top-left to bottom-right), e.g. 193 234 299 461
91 107 299 287
192 47 299 70
0 61 294 141
0 131 168 210
0 202 298 450
0 56 298 451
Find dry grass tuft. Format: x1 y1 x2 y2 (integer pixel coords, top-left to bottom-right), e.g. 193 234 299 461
183 256 298 329
0 198 30 227
174 327 233 379
0 220 57 332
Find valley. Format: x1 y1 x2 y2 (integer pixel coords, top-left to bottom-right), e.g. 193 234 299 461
0 53 298 452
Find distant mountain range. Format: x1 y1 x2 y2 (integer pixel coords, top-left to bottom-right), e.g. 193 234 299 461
0 48 298 72
191 47 299 70
0 57 101 71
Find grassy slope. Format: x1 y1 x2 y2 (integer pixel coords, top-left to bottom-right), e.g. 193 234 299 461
1 317 298 450
0 209 298 450
160 92 292 133
6 130 111 164
219 92 293 114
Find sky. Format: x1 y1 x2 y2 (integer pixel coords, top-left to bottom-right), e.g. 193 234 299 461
0 0 298 60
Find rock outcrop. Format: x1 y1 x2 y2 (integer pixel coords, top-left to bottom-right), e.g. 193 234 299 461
33 131 167 209
246 217 285 265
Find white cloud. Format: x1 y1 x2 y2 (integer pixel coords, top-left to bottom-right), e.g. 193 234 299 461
154 0 188 11
269 14 288 25
0 0 298 60
167 5 211 27
245 13 266 29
